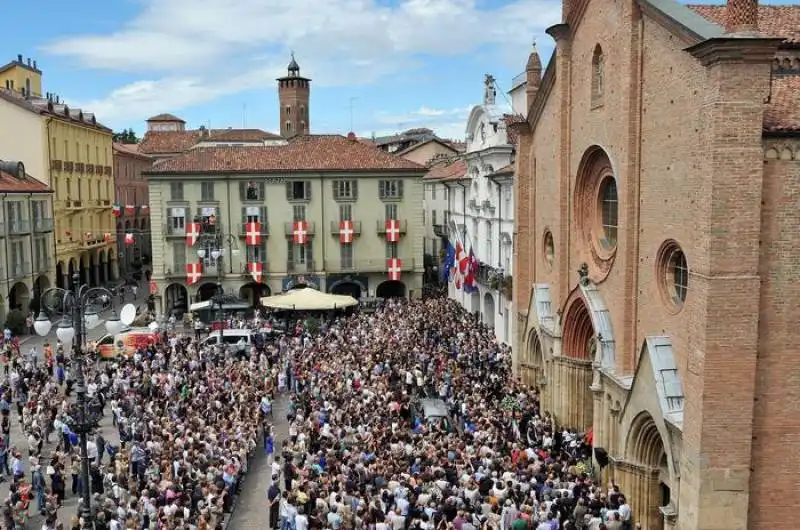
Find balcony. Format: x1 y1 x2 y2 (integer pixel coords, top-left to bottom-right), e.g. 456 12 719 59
34 218 54 232
103 166 112 176
324 258 416 273
286 260 316 274
375 219 408 235
329 220 362 236
102 199 111 207
433 224 448 238
50 160 63 171
10 262 30 278
283 221 316 237
86 164 95 174
8 219 30 235
63 161 74 172
481 199 495 212
239 261 269 278
468 199 478 210
74 163 85 173
165 224 186 238
82 233 106 248
67 200 83 210
238 221 270 238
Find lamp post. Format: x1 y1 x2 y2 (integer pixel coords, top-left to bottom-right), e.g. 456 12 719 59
197 234 240 330
33 272 126 529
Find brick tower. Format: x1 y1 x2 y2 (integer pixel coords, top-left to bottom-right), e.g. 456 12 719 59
277 53 311 138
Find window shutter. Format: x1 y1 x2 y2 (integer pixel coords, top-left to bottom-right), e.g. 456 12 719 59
305 181 312 200
260 207 268 225
332 181 339 200
352 180 359 200
306 241 314 265
398 180 404 198
241 207 247 224
258 182 265 199
239 181 246 200
287 239 293 263
379 181 385 199
262 237 269 262
285 182 292 200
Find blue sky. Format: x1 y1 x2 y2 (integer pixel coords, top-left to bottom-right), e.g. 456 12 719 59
4 0 791 140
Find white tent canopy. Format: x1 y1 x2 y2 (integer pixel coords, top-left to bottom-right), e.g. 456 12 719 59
260 287 358 311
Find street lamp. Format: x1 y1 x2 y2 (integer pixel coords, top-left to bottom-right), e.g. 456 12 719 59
34 272 128 528
197 233 241 331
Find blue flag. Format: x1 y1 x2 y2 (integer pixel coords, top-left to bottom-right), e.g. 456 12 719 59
441 242 456 281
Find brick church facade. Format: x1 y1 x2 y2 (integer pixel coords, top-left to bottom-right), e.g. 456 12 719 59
511 0 799 527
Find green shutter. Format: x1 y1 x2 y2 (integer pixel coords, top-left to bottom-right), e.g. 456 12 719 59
240 207 247 226
398 180 404 198
332 180 339 200
239 181 246 200
258 182 266 200
352 180 359 200
285 182 292 200
305 180 312 200
379 180 385 199
306 241 314 265
260 206 268 224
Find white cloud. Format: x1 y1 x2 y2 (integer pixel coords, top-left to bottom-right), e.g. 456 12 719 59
44 0 559 126
363 105 475 140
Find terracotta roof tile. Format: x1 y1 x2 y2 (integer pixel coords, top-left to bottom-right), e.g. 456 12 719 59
424 160 468 181
113 142 153 160
489 163 514 177
688 5 800 44
146 113 186 123
204 128 282 142
764 75 800 133
0 170 51 193
139 131 200 154
139 128 283 155
146 135 426 174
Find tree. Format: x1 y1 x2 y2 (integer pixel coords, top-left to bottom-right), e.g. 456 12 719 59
112 128 140 144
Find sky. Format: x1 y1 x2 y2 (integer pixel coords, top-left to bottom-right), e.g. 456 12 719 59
4 0 791 141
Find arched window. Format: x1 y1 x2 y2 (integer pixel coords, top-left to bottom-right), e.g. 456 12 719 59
591 44 604 106
285 121 292 133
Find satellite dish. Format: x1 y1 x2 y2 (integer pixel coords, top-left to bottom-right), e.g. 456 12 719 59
120 304 137 326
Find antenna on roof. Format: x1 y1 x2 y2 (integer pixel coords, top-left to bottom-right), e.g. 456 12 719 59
346 97 358 133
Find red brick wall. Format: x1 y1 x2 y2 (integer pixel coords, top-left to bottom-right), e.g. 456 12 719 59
749 146 800 528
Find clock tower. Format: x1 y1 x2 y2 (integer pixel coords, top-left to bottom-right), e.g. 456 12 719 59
277 53 311 138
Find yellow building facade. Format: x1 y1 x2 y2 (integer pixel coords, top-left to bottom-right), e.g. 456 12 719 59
0 55 118 291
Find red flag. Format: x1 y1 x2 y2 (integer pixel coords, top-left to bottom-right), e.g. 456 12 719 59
387 258 402 281
124 205 135 216
292 220 308 244
339 220 354 244
385 219 401 242
124 233 135 245
245 222 262 246
248 262 263 283
186 263 203 285
186 223 201 246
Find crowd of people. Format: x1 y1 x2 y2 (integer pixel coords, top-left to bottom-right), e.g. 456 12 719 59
0 294 636 530
270 298 636 530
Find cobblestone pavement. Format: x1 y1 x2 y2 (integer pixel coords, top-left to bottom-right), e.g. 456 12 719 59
228 394 291 530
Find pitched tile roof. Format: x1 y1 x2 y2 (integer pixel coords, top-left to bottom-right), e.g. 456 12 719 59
764 75 800 133
139 128 282 155
0 88 111 132
0 166 51 193
146 135 426 174
139 131 200 154
488 163 514 177
146 113 186 123
424 160 468 181
113 142 153 160
395 138 459 157
687 5 800 44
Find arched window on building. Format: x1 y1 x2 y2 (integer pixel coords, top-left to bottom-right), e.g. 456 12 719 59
591 44 604 107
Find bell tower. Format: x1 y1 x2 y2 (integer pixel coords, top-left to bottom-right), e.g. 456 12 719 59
277 53 311 138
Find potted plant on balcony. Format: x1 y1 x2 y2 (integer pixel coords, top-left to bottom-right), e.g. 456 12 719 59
501 275 513 298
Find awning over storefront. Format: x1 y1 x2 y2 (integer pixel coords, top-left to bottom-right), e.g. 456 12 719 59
260 287 358 311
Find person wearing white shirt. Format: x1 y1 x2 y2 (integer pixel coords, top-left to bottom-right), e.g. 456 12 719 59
294 508 309 530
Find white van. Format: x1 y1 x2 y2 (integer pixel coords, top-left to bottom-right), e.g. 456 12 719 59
200 329 256 348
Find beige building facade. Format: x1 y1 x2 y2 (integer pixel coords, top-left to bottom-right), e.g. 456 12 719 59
146 134 426 313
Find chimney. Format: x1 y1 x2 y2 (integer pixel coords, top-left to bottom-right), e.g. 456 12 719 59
33 60 37 70
724 0 759 34
26 58 31 66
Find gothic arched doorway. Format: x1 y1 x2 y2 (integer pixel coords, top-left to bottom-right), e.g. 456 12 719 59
521 331 545 389
561 295 596 431
626 412 670 530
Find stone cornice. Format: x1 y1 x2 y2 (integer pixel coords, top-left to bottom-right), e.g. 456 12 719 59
686 37 784 67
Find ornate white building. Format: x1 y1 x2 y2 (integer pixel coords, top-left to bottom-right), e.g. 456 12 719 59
445 75 516 345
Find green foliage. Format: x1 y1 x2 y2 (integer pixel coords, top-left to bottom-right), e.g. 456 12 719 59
4 309 26 336
112 128 140 144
